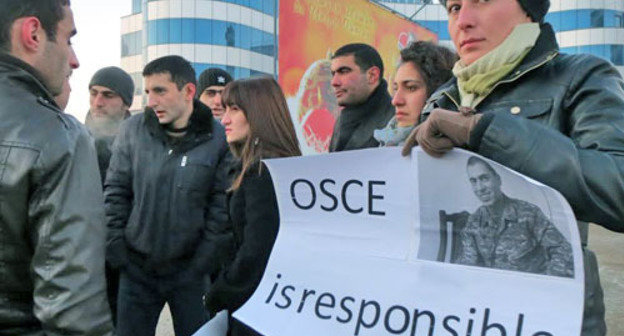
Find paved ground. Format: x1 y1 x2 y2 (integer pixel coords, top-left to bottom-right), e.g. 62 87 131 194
156 224 624 336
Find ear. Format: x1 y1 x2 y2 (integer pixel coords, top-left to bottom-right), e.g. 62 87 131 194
367 66 381 85
17 17 46 53
183 82 196 101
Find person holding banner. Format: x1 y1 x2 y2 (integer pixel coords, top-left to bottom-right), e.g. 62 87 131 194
203 77 302 335
402 0 624 334
374 41 456 146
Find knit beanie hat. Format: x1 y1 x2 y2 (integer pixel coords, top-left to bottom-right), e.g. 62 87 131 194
89 66 135 106
440 0 550 23
197 68 233 95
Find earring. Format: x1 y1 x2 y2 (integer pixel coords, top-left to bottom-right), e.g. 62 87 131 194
253 137 260 146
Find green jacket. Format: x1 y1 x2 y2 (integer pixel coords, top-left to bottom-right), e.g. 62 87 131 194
424 23 624 336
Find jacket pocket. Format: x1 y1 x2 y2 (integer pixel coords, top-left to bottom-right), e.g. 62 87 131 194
485 98 553 119
178 156 216 191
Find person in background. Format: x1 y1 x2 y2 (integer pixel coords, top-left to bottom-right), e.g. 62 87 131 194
374 41 456 146
403 0 624 334
0 0 113 334
198 67 233 121
105 55 231 336
203 77 301 336
329 43 394 151
85 66 134 326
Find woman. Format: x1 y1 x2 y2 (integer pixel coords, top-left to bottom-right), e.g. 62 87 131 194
373 41 456 146
403 1 624 334
203 77 301 335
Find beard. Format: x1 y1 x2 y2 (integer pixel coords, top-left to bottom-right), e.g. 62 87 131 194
85 111 126 138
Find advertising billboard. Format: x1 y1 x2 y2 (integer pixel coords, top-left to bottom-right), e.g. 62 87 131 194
278 0 438 153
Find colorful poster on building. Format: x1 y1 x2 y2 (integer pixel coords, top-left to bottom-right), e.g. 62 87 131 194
278 0 438 154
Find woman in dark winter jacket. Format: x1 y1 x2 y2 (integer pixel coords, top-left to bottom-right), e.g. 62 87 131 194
203 77 301 335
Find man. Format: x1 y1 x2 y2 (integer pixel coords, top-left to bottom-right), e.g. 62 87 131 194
86 66 134 183
0 0 113 334
197 67 232 121
403 0 624 334
456 156 573 277
105 55 232 336
85 66 134 325
329 43 394 152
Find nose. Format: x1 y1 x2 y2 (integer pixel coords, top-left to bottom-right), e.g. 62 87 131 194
221 113 231 125
330 74 340 88
456 4 476 30
69 46 79 69
94 93 105 107
147 93 157 109
214 93 223 107
391 89 404 107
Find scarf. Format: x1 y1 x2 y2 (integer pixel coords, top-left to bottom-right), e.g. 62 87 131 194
373 116 415 147
453 23 540 108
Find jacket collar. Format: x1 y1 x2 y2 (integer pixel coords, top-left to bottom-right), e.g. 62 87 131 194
144 99 216 148
0 52 59 108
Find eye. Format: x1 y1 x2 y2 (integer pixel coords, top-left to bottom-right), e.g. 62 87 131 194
447 4 461 14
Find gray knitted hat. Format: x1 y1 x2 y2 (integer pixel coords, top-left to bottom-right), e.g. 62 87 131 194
89 66 134 106
197 68 233 95
440 0 550 23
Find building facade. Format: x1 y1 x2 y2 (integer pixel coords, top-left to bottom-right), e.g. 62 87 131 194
378 0 624 76
121 0 278 111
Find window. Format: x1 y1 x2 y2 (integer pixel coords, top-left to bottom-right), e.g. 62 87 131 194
591 10 604 28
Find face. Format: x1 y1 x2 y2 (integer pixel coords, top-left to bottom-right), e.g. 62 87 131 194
89 85 127 121
467 162 503 206
447 0 532 66
391 62 428 127
221 104 250 144
144 73 194 129
199 85 226 120
37 6 80 96
330 55 375 106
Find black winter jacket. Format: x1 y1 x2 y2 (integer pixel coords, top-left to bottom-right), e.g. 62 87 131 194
0 54 113 335
423 23 624 336
204 162 278 336
105 101 232 277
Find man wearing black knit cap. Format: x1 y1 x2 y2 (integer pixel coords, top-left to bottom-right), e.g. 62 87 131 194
197 67 233 121
402 0 624 335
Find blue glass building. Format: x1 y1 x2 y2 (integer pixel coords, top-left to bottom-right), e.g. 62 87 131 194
121 0 278 110
377 0 624 76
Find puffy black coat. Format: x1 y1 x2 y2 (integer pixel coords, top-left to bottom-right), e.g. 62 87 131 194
105 101 232 276
423 23 624 336
0 54 113 335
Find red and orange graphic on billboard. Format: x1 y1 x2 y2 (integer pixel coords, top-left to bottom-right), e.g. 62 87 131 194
279 0 437 153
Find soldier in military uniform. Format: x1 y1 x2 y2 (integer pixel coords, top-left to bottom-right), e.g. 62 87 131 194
455 156 574 278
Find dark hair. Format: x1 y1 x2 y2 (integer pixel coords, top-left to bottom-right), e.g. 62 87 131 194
223 77 301 190
399 41 457 97
0 0 70 52
142 55 196 90
467 156 500 180
333 43 385 81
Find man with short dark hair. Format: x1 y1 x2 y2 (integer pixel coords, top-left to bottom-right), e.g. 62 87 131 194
329 43 394 151
197 67 233 121
457 156 574 277
105 55 232 336
0 0 113 334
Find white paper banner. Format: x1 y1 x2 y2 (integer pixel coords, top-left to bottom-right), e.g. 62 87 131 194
234 147 584 336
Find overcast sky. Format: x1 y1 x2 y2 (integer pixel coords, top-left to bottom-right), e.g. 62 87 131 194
66 0 130 122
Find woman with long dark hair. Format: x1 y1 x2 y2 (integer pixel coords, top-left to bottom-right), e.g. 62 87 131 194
203 77 301 335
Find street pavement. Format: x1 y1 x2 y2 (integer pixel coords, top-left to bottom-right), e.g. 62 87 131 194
156 224 624 336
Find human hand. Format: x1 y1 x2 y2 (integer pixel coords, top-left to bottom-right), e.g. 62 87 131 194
401 107 481 157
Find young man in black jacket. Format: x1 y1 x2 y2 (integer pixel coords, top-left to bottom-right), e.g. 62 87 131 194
105 55 232 336
0 1 113 334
